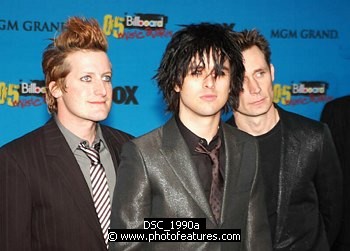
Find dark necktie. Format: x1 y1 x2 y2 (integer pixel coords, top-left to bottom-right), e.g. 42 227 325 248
195 137 223 224
78 141 111 248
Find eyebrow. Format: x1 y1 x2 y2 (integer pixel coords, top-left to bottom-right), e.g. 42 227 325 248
221 65 230 71
81 71 112 75
252 66 268 74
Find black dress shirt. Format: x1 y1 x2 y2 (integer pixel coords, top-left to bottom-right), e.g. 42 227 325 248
175 115 225 200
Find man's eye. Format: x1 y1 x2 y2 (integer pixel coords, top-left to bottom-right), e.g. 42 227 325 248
256 71 265 78
102 75 112 82
216 71 226 77
80 76 92 82
190 70 203 77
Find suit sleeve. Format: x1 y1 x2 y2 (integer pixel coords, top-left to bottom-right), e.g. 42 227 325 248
109 141 151 251
244 141 273 251
0 147 32 251
315 125 343 245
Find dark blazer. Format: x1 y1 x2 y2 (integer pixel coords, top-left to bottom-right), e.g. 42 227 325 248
0 118 133 251
321 96 350 251
227 105 343 251
110 117 272 251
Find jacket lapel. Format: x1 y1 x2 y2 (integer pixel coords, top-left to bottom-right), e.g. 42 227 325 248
43 119 105 245
274 108 300 244
220 124 242 226
160 118 216 224
101 126 120 173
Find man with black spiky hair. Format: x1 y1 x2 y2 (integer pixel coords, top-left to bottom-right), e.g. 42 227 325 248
110 23 272 251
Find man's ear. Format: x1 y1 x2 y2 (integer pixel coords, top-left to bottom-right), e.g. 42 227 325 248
270 64 275 82
49 81 62 98
174 84 181 93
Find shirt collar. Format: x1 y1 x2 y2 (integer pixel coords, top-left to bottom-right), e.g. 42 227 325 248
54 115 106 152
175 114 222 152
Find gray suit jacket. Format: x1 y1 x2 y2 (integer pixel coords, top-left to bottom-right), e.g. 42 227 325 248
110 117 272 251
0 118 133 251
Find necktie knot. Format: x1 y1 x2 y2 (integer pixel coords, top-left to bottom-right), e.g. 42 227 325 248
78 142 101 165
195 138 221 164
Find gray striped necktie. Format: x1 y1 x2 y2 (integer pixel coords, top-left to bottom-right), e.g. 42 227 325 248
79 141 111 248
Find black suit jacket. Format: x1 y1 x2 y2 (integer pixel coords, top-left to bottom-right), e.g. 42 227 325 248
110 117 272 251
321 96 350 251
227 105 343 251
0 118 133 251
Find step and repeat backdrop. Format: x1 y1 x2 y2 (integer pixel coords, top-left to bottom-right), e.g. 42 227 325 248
1 0 349 146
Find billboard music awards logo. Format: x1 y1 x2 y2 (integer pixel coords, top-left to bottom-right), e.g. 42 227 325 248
0 80 139 108
273 81 333 105
102 13 173 40
0 80 46 108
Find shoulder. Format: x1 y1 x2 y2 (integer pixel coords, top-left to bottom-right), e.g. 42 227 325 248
129 126 162 147
222 123 258 156
127 117 177 148
117 127 163 160
222 122 256 143
321 96 350 117
0 124 47 160
277 106 328 135
325 95 350 107
1 124 46 149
